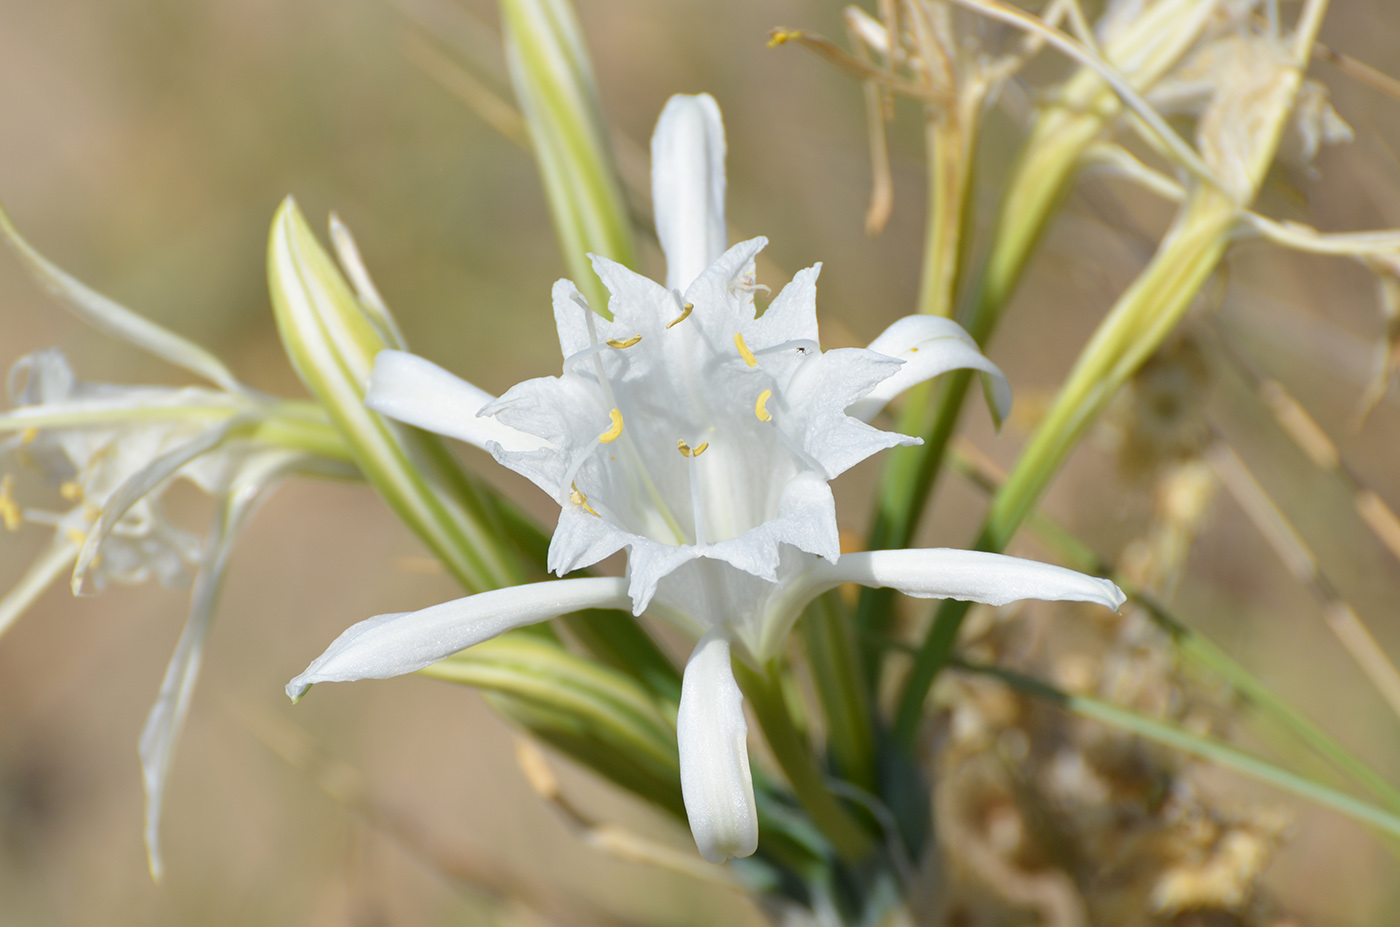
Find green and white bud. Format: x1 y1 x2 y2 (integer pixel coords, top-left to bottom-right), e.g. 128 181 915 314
266 197 522 592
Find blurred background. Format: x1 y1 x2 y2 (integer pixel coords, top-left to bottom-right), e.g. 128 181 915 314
1 0 1398 923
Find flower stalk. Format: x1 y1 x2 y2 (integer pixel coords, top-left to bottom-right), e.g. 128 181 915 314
733 658 877 864
893 0 1335 748
859 0 1222 682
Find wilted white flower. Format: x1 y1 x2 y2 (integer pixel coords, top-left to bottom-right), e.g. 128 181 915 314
288 93 1124 864
1 211 353 878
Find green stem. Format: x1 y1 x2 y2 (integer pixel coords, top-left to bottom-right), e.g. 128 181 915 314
858 103 1112 688
801 592 876 792
945 447 1400 813
893 190 1237 747
734 660 876 863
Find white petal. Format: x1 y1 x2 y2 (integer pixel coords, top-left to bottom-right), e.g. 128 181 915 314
678 632 758 864
140 546 219 882
365 350 547 453
287 577 632 700
142 449 305 880
587 253 675 330
73 417 245 594
847 315 1012 425
821 549 1125 610
752 264 821 347
546 504 630 577
551 278 598 358
651 94 728 293
783 348 914 478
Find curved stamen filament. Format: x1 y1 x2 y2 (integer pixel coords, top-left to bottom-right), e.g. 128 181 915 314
562 343 610 376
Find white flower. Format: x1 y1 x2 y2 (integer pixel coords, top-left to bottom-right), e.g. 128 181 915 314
0 347 340 879
289 93 1124 864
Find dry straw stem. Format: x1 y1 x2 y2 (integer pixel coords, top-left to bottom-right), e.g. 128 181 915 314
393 7 653 203
1206 440 1400 724
894 0 1336 747
398 29 530 148
513 738 744 889
1208 329 1400 567
857 0 1222 634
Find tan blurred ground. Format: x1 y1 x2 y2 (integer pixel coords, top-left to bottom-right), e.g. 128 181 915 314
2 0 1399 924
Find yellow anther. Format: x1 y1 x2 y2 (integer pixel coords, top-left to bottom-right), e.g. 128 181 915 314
755 390 774 422
65 527 88 548
666 302 694 329
677 439 710 458
734 333 758 367
606 334 642 349
60 481 83 501
767 29 798 48
909 347 919 353
0 475 21 532
569 482 600 517
19 427 37 445
598 408 624 443
691 441 709 456
677 439 692 457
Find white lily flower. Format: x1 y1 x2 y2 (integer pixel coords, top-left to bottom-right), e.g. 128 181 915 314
294 93 1124 864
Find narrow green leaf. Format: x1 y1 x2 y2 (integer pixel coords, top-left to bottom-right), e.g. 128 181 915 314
0 202 244 394
267 197 522 592
957 661 1400 844
501 0 636 316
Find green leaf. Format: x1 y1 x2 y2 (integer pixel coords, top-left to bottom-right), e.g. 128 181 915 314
267 197 522 592
0 202 244 394
501 0 636 317
958 660 1400 844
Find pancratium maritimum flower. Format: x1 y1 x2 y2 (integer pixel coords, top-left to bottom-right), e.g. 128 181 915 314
1 205 356 877
288 93 1124 864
